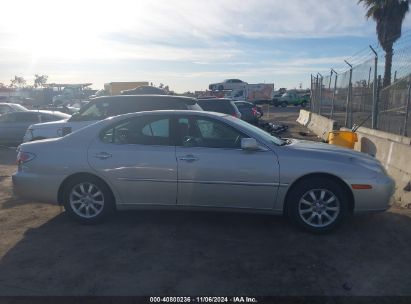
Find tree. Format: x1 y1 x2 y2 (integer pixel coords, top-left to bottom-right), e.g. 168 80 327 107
34 74 48 88
359 0 409 87
10 76 26 88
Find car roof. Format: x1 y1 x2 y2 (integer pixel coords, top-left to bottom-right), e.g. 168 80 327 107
105 110 226 121
0 102 22 106
11 110 69 116
92 95 198 104
197 98 232 103
234 100 252 104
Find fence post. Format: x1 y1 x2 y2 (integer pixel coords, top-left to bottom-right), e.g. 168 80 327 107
328 70 333 117
318 73 323 115
370 45 378 129
367 66 372 88
310 74 313 112
344 60 353 128
330 69 338 120
313 75 318 112
403 82 411 137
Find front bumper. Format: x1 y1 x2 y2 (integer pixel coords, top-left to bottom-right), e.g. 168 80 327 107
352 174 395 213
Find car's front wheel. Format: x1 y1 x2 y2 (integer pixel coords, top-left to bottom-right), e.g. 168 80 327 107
287 177 349 233
62 176 115 224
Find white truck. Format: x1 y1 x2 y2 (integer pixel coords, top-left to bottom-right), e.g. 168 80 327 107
209 79 248 91
225 83 274 104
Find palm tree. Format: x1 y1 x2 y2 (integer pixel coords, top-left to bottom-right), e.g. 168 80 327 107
10 76 26 88
359 0 409 87
34 74 48 88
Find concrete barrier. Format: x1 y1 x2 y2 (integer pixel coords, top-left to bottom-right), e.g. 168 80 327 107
296 109 311 127
305 112 337 141
342 126 411 208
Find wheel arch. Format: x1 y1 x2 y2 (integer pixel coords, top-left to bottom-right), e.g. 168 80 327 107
57 172 116 205
283 172 354 215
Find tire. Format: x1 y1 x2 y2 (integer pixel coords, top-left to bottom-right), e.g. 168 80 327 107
62 175 115 224
287 177 349 233
281 102 288 107
301 101 307 107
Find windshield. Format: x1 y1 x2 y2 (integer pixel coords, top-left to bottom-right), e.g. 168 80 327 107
69 101 108 122
225 116 285 146
11 104 28 111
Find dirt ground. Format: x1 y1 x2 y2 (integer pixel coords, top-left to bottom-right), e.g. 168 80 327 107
0 106 411 296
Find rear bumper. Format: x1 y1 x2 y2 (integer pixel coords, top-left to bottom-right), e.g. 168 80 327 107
12 171 63 204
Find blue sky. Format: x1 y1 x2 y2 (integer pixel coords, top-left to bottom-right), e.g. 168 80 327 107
0 0 410 92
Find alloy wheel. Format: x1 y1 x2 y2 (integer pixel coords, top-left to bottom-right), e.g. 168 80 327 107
298 189 340 228
69 183 105 218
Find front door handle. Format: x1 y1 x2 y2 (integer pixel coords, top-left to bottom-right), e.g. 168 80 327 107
94 152 112 160
179 155 199 162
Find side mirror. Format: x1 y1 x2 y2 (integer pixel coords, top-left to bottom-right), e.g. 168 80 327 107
241 138 259 151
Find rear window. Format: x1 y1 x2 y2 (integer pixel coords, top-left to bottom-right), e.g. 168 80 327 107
197 100 233 115
235 102 251 109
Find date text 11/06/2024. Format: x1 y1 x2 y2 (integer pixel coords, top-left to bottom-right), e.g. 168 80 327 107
149 297 258 303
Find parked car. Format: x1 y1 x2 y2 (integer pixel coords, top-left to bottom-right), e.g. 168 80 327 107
0 103 28 115
233 101 260 124
44 100 89 115
209 79 247 91
272 92 309 107
23 95 202 142
13 110 394 233
0 111 70 146
197 98 242 118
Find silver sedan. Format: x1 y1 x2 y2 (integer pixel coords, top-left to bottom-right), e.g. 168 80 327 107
12 110 395 233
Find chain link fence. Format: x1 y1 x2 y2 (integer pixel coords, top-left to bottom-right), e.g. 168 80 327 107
378 75 411 136
310 31 411 137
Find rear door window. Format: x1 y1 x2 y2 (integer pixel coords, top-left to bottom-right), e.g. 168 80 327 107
14 112 39 122
101 115 171 146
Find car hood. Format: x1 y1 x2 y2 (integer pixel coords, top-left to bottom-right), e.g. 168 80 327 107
287 139 378 163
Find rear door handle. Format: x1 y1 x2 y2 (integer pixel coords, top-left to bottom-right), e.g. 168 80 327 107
179 155 199 162
94 152 112 160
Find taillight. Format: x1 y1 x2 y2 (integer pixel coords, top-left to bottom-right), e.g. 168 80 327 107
252 107 258 116
17 151 36 165
232 112 239 118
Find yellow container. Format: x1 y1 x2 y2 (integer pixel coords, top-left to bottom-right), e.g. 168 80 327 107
327 131 358 149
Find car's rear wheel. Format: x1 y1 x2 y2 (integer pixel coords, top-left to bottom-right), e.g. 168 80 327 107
281 102 288 107
287 177 349 233
62 176 115 224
